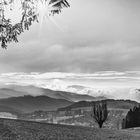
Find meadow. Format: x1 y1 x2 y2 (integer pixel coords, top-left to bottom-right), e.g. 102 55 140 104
0 118 140 140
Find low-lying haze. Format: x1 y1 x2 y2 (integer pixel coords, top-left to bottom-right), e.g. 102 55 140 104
0 71 140 102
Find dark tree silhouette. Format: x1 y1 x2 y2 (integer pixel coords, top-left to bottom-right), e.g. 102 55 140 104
0 0 70 48
92 101 108 128
122 105 140 129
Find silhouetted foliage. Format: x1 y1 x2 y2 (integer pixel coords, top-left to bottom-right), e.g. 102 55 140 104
122 105 140 129
0 0 70 48
91 101 108 128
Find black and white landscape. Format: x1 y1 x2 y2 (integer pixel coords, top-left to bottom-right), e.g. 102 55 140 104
0 0 140 139
0 73 140 139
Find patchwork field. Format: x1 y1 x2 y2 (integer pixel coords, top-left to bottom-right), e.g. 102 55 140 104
0 118 140 140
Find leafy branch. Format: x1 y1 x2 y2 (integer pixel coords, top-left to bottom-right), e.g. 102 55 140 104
0 0 70 48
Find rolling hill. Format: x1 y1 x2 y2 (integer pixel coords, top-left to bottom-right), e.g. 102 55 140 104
0 95 73 113
58 99 140 111
0 118 139 140
0 88 29 98
2 85 105 102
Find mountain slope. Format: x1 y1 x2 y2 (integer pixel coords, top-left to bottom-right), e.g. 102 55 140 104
58 99 140 111
5 85 105 102
0 88 29 98
45 90 106 102
0 95 73 113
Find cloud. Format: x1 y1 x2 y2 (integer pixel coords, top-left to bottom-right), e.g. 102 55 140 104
1 71 140 101
1 42 140 73
0 0 140 73
1 71 140 88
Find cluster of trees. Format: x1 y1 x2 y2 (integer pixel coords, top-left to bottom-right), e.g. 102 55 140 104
92 101 140 129
122 105 140 129
0 0 70 48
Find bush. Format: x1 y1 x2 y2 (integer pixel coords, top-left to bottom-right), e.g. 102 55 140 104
122 105 140 129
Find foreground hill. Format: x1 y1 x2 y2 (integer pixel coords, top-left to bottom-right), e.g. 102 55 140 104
0 118 140 140
0 95 73 113
58 99 140 111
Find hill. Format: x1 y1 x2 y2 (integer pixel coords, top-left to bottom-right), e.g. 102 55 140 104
0 88 29 98
4 85 105 102
0 118 139 140
58 99 140 111
0 95 73 113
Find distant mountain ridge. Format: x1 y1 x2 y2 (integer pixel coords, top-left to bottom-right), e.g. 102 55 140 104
58 99 140 111
0 85 106 102
2 84 140 102
0 88 29 98
0 85 107 114
0 95 73 113
0 85 140 115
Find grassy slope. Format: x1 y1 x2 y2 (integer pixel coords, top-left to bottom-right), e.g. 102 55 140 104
58 99 140 111
0 119 139 140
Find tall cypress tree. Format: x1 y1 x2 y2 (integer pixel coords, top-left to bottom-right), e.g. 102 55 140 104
92 101 108 128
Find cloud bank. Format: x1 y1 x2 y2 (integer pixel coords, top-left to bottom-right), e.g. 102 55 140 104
0 71 140 101
1 71 140 88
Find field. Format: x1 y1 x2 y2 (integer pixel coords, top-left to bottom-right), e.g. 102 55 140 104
0 119 140 140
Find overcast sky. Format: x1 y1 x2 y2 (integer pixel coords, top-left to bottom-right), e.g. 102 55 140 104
0 0 140 73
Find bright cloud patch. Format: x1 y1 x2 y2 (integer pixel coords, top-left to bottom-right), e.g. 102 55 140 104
1 71 140 102
0 71 140 88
